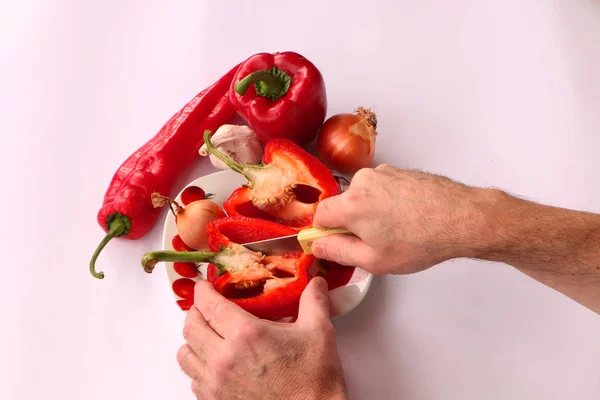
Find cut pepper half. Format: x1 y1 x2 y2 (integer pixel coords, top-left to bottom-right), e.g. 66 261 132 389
141 221 311 321
206 216 312 320
203 130 340 229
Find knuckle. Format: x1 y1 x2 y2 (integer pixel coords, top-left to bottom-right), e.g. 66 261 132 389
344 188 368 207
330 244 349 266
375 163 393 171
177 345 203 382
318 197 340 217
352 167 375 183
182 319 195 342
211 352 234 375
203 298 223 322
176 344 190 366
315 198 332 216
326 242 341 260
235 320 262 342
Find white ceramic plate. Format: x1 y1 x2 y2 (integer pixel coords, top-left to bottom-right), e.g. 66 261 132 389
161 169 372 318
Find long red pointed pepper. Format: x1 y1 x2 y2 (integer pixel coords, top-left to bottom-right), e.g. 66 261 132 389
90 64 240 279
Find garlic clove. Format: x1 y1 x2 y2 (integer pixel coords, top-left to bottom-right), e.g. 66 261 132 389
199 124 263 170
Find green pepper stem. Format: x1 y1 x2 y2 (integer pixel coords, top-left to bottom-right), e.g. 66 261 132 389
90 216 129 279
203 130 267 189
234 67 291 101
141 250 217 274
203 130 248 175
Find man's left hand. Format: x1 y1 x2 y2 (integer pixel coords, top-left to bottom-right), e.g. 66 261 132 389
177 277 348 400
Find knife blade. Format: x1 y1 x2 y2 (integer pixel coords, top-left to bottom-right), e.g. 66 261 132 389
242 227 352 255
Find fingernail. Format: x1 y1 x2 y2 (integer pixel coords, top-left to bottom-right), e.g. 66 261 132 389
314 276 328 291
311 242 324 258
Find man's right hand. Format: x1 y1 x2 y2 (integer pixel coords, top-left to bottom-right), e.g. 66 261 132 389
312 164 600 314
312 164 490 275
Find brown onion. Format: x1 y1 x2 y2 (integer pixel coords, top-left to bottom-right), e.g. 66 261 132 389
316 107 378 174
152 193 224 250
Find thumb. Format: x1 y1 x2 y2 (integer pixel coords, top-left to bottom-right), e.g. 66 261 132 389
311 234 373 269
297 276 330 326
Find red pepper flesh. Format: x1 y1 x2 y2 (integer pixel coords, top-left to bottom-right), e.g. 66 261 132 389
230 52 327 145
176 299 193 311
172 235 194 252
90 64 240 279
203 131 341 229
206 217 312 320
316 260 355 291
172 278 197 300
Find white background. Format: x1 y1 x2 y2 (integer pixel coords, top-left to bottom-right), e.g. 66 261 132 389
1 1 599 399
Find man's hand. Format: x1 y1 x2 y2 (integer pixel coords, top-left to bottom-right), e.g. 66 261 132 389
178 278 348 400
313 164 600 313
312 164 487 275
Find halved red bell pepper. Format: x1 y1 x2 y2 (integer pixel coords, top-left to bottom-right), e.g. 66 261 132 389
203 130 340 229
206 217 312 320
141 216 313 320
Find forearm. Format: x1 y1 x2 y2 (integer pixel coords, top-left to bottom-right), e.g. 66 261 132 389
471 189 600 313
326 393 350 400
311 165 600 313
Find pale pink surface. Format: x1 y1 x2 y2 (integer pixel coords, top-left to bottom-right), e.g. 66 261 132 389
1 1 600 400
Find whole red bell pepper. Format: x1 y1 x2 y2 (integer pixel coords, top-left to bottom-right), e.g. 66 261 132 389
90 64 240 279
230 51 327 145
141 216 313 320
203 131 340 229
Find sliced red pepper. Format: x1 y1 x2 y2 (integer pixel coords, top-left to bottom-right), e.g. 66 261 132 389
211 255 308 320
173 262 199 278
203 131 341 229
205 217 312 320
205 216 296 249
141 217 313 320
172 235 194 252
180 186 210 205
176 299 193 311
206 260 220 285
172 278 196 300
230 51 327 145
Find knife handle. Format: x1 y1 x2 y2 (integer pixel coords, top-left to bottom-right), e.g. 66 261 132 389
297 228 353 254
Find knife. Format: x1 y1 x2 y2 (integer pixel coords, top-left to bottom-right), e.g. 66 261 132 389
242 227 353 255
